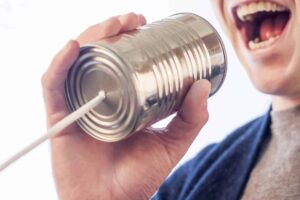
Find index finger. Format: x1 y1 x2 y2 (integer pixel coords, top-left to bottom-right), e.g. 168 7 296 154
42 40 80 123
77 13 147 46
77 17 121 46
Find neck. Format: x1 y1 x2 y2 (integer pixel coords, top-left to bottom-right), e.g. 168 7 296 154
272 95 300 111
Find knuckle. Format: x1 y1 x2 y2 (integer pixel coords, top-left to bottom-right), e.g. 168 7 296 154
47 111 68 127
120 12 139 26
126 12 137 19
202 110 209 124
197 111 209 130
77 16 123 45
104 17 121 29
99 17 121 36
128 13 139 24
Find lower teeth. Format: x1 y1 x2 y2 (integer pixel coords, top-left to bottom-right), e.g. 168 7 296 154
248 36 280 50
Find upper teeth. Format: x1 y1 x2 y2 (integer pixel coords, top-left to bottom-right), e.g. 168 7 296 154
237 2 289 22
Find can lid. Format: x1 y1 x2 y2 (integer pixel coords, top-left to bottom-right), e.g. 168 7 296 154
65 45 139 142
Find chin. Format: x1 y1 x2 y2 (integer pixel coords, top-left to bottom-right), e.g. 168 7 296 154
249 64 300 97
253 77 290 95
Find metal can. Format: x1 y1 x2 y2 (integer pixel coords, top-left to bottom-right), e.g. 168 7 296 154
64 13 227 142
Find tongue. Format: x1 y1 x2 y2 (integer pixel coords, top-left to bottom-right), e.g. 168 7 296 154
260 13 289 41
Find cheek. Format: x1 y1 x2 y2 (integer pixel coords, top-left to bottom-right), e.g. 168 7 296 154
296 3 300 20
286 49 300 95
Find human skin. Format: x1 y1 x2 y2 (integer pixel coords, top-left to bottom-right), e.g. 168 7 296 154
211 0 300 111
42 13 211 200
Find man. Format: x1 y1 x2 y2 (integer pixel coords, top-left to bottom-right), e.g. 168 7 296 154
41 0 300 199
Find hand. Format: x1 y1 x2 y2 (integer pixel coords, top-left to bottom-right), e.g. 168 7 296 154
42 12 211 200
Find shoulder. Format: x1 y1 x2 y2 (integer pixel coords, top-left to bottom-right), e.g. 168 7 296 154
154 113 270 200
184 114 267 174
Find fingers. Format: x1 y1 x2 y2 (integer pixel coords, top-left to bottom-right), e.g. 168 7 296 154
137 14 147 26
171 80 210 130
77 17 121 46
42 40 79 91
154 80 211 164
77 13 146 46
43 12 147 126
119 13 146 32
162 80 211 143
42 40 80 123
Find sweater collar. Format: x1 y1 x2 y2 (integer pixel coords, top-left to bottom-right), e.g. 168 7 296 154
186 109 272 200
235 109 272 199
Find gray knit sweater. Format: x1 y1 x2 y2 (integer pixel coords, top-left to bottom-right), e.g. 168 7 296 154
242 106 300 200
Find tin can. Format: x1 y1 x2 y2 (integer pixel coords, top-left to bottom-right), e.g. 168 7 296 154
64 13 227 142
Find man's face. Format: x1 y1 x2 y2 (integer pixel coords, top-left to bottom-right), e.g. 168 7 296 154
212 0 300 98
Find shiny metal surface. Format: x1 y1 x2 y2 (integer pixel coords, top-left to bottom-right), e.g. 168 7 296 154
65 13 227 142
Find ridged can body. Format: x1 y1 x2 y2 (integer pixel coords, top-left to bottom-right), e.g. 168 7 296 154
64 13 227 142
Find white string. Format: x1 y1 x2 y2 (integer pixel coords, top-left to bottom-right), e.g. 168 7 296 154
0 91 106 172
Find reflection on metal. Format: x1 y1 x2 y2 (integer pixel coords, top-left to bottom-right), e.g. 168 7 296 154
65 13 227 142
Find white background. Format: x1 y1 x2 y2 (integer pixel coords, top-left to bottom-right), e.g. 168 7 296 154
0 0 270 199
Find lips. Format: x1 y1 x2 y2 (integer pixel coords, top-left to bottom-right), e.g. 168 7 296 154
232 1 291 51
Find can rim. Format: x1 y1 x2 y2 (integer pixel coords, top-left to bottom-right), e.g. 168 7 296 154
65 44 143 142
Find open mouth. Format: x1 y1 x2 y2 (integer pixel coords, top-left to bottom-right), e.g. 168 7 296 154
233 1 291 51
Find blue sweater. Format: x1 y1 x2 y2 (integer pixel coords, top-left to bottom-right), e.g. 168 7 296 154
153 110 271 200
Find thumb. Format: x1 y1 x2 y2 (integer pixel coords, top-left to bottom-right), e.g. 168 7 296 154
172 79 211 132
160 80 211 162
